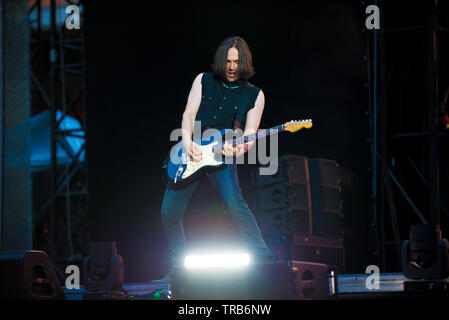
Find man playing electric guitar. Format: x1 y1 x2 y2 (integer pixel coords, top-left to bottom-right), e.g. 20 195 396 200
161 36 270 271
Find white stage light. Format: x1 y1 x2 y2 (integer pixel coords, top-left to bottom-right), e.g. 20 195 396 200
184 252 251 269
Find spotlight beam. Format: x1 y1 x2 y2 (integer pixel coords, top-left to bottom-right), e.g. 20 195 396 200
184 252 251 270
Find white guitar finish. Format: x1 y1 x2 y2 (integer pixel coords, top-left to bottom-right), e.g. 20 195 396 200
181 141 222 180
167 120 313 185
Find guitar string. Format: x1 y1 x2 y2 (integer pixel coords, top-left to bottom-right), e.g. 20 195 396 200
211 124 285 153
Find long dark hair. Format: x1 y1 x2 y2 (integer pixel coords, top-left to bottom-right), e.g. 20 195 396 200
211 36 255 81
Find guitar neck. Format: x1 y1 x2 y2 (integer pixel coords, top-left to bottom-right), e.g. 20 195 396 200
212 124 285 153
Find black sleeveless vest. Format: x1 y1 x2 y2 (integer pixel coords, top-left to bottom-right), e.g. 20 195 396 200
195 73 261 132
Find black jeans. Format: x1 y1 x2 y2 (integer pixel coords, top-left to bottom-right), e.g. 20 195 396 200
161 164 269 267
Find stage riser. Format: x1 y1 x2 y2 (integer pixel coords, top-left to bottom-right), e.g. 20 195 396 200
172 260 331 300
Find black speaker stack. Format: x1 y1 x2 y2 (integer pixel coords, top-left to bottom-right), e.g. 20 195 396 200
251 155 345 272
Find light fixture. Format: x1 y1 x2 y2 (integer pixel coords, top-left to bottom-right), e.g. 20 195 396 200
184 252 251 270
402 224 449 280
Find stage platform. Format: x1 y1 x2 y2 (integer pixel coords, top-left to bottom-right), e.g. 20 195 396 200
63 273 449 300
332 273 449 299
63 279 171 300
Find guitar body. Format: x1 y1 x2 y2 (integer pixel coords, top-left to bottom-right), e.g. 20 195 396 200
166 129 228 187
165 119 313 188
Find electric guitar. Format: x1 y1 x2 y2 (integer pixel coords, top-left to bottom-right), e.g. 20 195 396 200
165 119 313 187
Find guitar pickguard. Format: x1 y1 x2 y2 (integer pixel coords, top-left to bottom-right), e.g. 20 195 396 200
181 141 223 180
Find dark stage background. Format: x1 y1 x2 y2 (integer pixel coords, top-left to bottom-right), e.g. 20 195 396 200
84 1 371 282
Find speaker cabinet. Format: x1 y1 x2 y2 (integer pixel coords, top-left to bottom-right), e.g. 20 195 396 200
266 235 345 273
0 250 65 300
253 155 344 240
258 208 344 239
291 260 331 300
308 158 342 187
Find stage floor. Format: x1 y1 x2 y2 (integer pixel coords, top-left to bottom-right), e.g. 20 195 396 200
63 279 171 300
63 272 449 300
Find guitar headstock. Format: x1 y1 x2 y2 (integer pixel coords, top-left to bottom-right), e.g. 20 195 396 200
284 119 313 133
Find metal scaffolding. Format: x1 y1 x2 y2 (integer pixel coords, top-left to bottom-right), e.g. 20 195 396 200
28 0 88 265
365 0 449 271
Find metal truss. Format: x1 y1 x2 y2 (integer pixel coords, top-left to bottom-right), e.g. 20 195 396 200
28 0 88 264
364 0 449 271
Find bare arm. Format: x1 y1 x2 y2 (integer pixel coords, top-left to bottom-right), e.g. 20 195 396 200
182 73 203 161
242 90 265 152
